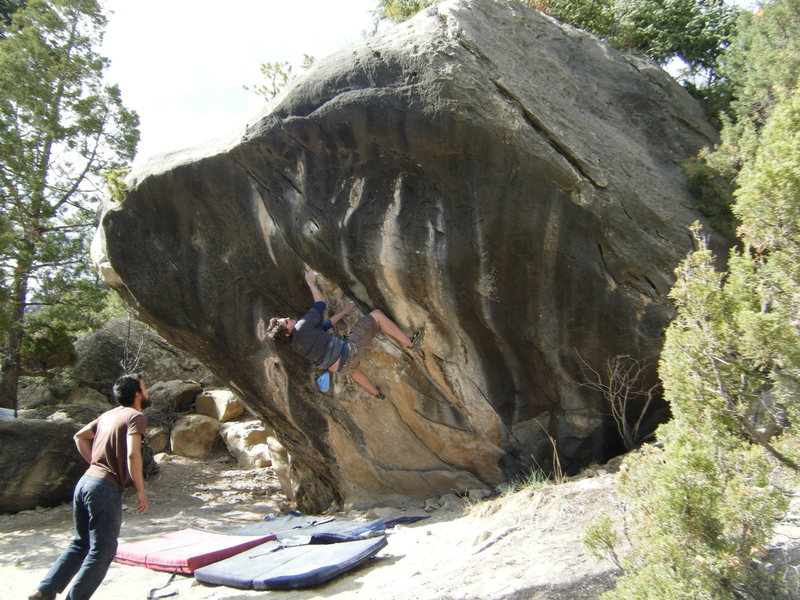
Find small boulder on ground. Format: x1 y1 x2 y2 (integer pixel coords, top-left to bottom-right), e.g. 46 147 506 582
170 414 221 458
146 426 170 454
199 374 227 390
219 421 272 468
267 436 294 501
144 380 202 448
439 493 468 511
195 390 243 422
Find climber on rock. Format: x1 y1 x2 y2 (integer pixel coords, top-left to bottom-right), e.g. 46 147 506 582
266 269 424 399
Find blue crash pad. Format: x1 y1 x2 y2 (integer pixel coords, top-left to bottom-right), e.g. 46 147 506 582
193 536 388 590
222 511 334 536
224 516 386 543
277 518 386 544
384 514 430 528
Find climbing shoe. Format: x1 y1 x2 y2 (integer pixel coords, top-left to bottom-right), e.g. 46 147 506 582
410 328 425 350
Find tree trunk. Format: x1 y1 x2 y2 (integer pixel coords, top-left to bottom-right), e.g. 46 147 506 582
0 265 30 414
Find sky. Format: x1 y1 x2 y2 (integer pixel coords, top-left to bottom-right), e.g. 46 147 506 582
101 0 380 163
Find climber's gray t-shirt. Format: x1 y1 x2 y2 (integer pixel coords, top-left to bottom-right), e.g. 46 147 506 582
288 301 347 370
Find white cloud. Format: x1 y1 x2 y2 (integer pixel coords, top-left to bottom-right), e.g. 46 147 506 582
101 0 378 161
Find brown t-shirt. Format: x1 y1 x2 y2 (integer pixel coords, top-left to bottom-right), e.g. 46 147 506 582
84 406 147 489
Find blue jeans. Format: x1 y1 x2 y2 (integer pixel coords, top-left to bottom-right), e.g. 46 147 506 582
38 475 122 600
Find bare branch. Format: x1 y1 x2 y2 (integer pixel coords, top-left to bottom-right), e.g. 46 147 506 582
577 351 657 450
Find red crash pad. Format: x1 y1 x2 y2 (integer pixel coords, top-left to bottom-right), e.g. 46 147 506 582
115 528 274 574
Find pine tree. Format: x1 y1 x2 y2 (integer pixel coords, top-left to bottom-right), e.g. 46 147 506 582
600 75 800 600
0 0 139 411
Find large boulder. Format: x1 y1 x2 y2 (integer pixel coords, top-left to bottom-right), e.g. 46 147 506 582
0 419 84 512
19 388 110 423
71 317 208 397
17 379 59 409
93 0 728 511
20 401 109 425
149 380 202 413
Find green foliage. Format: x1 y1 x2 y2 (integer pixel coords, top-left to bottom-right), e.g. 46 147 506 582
584 512 623 570
375 0 432 22
245 54 316 102
19 320 75 376
603 84 800 600
496 465 549 494
682 149 738 240
720 0 800 154
245 60 293 101
733 83 800 437
614 0 739 74
734 79 800 256
0 0 25 36
683 0 800 245
548 0 740 72
0 0 139 407
546 0 741 117
545 0 616 37
102 167 129 204
606 429 787 600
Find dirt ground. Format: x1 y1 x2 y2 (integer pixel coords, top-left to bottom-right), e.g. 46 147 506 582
1 454 624 600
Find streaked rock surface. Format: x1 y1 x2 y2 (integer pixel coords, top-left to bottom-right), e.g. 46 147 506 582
94 0 725 511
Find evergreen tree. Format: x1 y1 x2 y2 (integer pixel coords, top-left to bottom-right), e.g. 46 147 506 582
0 0 139 411
246 55 316 103
0 0 25 28
718 0 800 164
683 0 800 243
598 75 800 600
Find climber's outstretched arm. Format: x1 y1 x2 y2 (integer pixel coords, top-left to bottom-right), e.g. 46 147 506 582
304 270 324 303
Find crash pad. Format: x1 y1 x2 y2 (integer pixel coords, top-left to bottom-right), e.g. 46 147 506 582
221 511 334 536
193 536 388 590
278 518 386 544
114 528 274 574
223 516 385 543
384 514 430 528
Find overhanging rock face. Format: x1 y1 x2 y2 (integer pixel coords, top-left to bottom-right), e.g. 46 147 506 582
94 0 724 511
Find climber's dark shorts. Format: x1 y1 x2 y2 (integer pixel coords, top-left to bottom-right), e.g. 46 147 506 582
339 314 379 376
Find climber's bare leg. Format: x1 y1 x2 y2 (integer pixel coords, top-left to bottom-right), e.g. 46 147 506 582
350 368 381 397
369 309 412 347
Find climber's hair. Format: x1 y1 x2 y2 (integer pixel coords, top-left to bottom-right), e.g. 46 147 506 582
266 317 292 345
113 373 143 407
